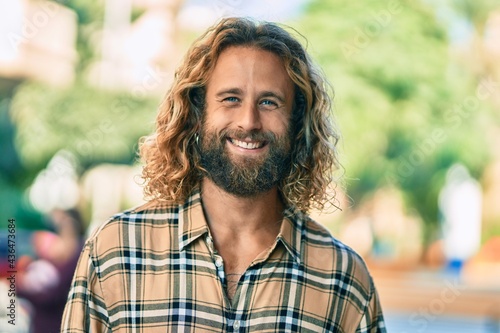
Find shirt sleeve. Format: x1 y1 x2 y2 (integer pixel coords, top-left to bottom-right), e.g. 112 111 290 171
356 279 387 333
60 242 111 333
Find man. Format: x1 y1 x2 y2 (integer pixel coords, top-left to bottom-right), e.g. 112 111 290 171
62 17 386 332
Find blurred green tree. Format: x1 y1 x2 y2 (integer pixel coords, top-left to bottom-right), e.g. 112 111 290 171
5 1 158 229
449 0 498 34
296 0 493 244
0 92 43 230
11 80 158 171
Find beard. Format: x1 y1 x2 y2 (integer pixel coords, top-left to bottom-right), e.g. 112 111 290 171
199 126 292 197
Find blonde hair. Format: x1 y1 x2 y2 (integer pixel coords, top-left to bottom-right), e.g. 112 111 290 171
140 17 340 212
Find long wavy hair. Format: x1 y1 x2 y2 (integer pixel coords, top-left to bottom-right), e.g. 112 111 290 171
140 17 340 212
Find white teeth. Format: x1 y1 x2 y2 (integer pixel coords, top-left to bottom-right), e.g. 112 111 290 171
231 139 263 149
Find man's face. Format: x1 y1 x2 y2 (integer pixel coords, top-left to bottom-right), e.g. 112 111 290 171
200 46 295 197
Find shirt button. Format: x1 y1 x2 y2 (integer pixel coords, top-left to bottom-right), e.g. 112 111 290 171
233 320 240 330
215 256 223 268
206 236 213 251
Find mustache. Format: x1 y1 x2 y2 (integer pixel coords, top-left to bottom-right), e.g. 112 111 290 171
216 129 276 143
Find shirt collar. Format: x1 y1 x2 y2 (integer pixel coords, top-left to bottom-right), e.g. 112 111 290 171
178 191 209 251
277 208 304 265
178 190 305 265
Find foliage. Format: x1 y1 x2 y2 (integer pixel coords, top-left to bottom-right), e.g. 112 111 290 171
11 80 159 172
446 0 500 32
62 0 105 71
0 95 42 229
6 0 497 237
296 0 493 242
3 1 162 229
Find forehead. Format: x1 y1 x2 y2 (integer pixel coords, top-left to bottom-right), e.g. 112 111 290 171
214 45 284 68
207 46 294 94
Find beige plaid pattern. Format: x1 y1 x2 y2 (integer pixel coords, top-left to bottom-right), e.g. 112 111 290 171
61 191 386 332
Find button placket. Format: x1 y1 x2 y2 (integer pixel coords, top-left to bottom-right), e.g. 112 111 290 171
214 255 223 268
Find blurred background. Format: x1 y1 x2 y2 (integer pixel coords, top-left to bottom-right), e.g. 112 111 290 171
0 0 499 332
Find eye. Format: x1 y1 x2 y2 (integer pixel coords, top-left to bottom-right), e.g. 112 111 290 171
222 96 240 103
259 99 279 110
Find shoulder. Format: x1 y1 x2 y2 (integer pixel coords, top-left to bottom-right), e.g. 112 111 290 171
299 213 374 288
85 200 181 258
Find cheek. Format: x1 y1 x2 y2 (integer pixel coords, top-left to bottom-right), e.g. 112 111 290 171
203 105 232 129
263 112 291 135
201 113 226 141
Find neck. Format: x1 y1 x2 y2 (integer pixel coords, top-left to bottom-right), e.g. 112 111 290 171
200 178 284 239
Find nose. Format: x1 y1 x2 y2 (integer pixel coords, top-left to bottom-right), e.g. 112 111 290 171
236 102 262 131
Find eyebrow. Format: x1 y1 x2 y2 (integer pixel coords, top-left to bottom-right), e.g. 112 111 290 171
215 88 286 104
259 91 286 104
215 88 243 98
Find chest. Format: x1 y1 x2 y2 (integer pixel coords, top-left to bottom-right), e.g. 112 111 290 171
97 246 360 332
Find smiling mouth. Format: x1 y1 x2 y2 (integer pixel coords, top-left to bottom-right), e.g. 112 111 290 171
227 138 266 150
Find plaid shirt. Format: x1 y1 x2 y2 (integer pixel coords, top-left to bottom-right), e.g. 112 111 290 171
61 191 386 332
